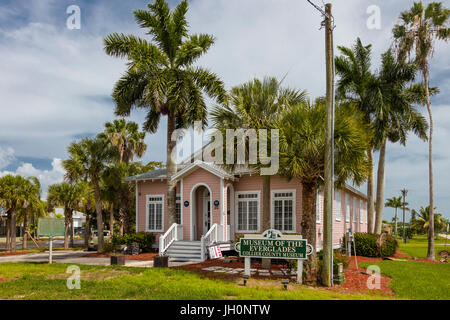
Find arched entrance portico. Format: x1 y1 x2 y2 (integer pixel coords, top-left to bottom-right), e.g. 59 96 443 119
190 183 213 241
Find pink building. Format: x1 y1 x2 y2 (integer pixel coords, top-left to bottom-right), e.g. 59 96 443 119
126 160 368 261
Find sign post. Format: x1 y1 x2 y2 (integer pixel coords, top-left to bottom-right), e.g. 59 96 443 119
235 229 313 284
37 217 65 264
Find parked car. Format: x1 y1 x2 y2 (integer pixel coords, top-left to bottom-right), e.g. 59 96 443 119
89 230 112 250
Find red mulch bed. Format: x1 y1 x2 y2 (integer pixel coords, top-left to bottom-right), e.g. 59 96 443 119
0 251 34 256
327 256 393 297
175 256 396 296
83 252 158 261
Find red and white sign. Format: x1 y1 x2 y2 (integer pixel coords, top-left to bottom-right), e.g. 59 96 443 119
209 245 222 259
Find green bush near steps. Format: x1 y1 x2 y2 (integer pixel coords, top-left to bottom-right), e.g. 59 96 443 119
112 232 156 253
344 232 398 257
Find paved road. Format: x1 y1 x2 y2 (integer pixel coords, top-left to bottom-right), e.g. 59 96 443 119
0 239 85 250
0 250 193 268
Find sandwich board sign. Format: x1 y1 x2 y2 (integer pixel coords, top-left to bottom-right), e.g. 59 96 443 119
209 245 223 259
37 217 65 264
235 229 313 284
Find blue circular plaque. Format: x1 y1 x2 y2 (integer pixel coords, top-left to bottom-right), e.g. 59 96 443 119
184 201 189 207
214 200 220 207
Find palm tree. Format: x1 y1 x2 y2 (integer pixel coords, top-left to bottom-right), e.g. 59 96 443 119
18 177 43 249
335 38 378 233
393 1 449 260
276 100 371 278
98 119 147 164
211 77 307 232
99 119 147 235
412 206 444 238
63 137 114 252
0 175 30 252
104 0 228 227
47 182 82 249
385 196 404 239
77 180 95 249
372 49 428 234
335 40 429 234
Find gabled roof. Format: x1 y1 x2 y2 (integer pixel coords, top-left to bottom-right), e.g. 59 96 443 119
170 161 236 181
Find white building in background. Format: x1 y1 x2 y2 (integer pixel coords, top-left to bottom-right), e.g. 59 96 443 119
53 208 86 228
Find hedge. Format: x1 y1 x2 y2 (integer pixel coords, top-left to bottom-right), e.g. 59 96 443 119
112 232 156 252
343 232 398 257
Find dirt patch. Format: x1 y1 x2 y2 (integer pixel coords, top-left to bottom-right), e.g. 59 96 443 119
408 257 443 264
83 252 158 261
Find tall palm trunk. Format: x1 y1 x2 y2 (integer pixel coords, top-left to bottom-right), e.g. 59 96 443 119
367 149 375 233
69 210 74 247
5 211 11 252
10 209 16 253
166 114 177 227
84 210 90 249
394 207 398 240
424 72 435 260
23 212 28 250
64 206 70 250
94 181 104 252
301 182 317 281
261 175 271 269
109 203 114 236
375 140 387 234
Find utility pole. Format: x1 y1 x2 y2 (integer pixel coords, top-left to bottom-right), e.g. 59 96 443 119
401 189 408 244
307 1 335 287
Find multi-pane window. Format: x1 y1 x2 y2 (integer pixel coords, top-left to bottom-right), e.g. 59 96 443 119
175 195 181 225
345 194 350 222
335 189 341 221
353 197 358 222
147 195 163 232
272 191 294 232
237 192 259 232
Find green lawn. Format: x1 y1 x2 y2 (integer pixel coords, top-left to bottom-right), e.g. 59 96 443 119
0 262 386 300
398 235 448 259
359 260 450 300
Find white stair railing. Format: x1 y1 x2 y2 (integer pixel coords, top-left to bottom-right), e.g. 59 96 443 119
201 223 220 260
159 223 180 256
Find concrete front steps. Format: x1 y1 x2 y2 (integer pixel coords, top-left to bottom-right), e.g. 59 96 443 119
166 240 203 262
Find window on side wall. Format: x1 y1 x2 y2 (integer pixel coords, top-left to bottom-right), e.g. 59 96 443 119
236 192 260 232
176 195 181 225
272 190 295 233
335 189 341 221
147 195 164 232
316 189 321 223
353 197 358 222
345 194 350 222
360 199 364 224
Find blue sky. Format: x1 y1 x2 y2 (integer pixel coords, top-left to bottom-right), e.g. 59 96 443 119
0 0 449 221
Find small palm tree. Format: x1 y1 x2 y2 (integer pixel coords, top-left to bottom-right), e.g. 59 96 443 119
47 182 83 249
0 175 31 252
276 100 371 278
104 0 228 226
385 196 404 239
63 137 115 252
17 177 43 249
413 206 444 236
393 1 450 259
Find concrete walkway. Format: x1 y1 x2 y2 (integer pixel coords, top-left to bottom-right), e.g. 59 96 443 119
0 250 193 268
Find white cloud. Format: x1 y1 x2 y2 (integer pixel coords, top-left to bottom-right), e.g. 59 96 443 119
0 157 65 199
0 146 15 169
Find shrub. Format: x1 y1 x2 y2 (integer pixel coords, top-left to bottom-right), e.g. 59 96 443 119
102 241 116 254
112 232 155 253
343 232 398 257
